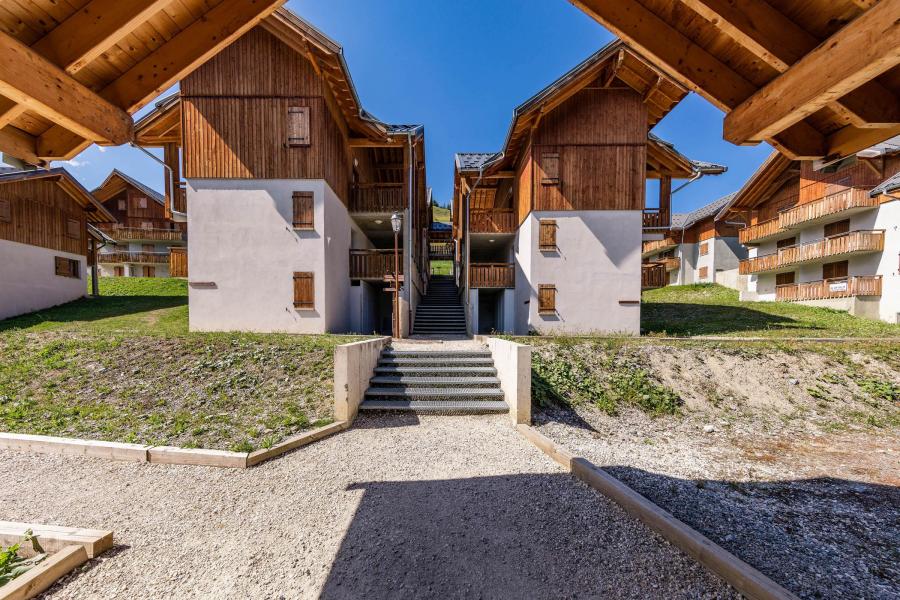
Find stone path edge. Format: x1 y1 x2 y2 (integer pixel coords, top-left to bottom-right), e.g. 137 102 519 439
0 421 348 469
515 424 800 600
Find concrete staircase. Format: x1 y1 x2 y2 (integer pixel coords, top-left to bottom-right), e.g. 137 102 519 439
360 348 508 413
412 276 467 336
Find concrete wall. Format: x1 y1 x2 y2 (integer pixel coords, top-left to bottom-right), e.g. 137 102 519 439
480 336 532 425
0 240 86 321
186 179 354 333
333 336 391 423
514 211 641 335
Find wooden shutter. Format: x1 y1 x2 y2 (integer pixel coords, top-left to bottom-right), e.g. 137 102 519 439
698 266 709 279
823 260 848 280
699 242 709 256
118 199 126 210
55 257 79 278
114 266 124 277
287 106 310 147
538 219 557 250
541 152 559 185
0 198 10 222
824 219 850 238
137 196 148 209
538 284 556 314
293 272 314 310
65 217 81 239
292 192 314 229
776 236 797 249
143 266 155 277
776 272 796 286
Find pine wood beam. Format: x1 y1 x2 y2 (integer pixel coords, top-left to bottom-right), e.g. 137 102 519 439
37 0 285 160
0 127 43 166
0 31 133 145
724 0 900 145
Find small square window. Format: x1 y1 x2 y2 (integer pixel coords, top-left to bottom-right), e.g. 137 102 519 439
55 256 80 278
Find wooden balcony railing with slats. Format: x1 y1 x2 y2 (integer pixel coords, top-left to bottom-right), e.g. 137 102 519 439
642 208 669 229
740 230 884 274
739 217 782 245
641 262 667 289
429 241 454 259
662 256 681 272
350 184 404 213
642 235 679 256
349 249 403 280
97 224 184 242
776 276 882 301
778 188 879 230
97 251 170 264
470 263 515 288
470 209 516 234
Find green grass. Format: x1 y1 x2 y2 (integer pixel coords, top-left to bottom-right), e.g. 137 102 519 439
432 203 451 223
641 283 900 338
430 260 452 276
0 277 364 450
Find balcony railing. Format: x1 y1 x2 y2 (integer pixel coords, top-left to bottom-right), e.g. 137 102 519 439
97 224 184 242
776 276 882 301
470 209 516 234
739 217 781 245
642 208 670 229
662 256 681 272
350 184 404 213
740 230 884 274
349 249 403 280
641 236 679 256
470 263 515 288
98 251 170 264
429 241 454 259
173 183 187 214
778 188 879 230
641 262 667 289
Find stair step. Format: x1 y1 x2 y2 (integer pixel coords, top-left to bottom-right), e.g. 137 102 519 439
374 366 497 375
379 359 495 367
383 350 490 357
369 376 501 387
359 400 509 413
365 387 505 399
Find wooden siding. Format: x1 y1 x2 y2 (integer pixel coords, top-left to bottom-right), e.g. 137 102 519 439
0 178 87 256
798 161 883 205
470 263 515 288
470 209 516 234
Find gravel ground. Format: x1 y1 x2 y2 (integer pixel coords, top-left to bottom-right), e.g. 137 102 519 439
0 415 735 599
535 406 900 600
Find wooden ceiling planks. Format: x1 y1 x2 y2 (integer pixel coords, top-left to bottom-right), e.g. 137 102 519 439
570 0 900 160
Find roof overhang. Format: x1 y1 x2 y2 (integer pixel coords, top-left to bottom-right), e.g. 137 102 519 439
0 168 115 223
92 170 164 206
715 152 798 220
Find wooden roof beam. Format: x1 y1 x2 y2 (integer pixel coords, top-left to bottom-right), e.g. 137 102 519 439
724 0 900 147
0 31 133 145
0 127 43 166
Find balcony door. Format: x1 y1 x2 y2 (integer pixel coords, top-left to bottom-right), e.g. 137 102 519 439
822 260 848 280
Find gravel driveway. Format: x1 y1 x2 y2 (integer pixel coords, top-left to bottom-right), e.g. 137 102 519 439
0 414 735 599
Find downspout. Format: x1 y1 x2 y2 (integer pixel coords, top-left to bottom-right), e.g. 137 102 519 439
464 166 486 334
672 168 704 285
130 143 185 223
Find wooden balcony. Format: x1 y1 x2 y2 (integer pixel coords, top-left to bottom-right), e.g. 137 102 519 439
349 249 403 280
641 235 678 257
662 256 681 272
470 209 516 234
740 230 884 274
778 188 879 230
173 183 187 213
470 263 515 288
642 208 670 229
776 276 882 302
641 262 667 289
429 241 454 259
350 184 404 213
96 224 184 242
739 217 782 245
98 251 170 264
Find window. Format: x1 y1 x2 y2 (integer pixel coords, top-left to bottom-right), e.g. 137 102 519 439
540 152 559 185
777 236 797 249
824 219 850 238
287 106 311 147
699 242 709 256
699 266 709 279
538 219 557 251
142 244 155 253
54 256 79 278
142 266 155 278
114 266 124 277
118 199 126 210
293 272 314 310
137 196 148 209
823 260 848 280
538 284 556 315
776 272 796 286
0 198 10 222
65 217 81 239
292 192 314 229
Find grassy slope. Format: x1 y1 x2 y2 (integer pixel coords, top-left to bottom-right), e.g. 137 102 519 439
0 278 363 451
641 284 900 338
432 204 451 223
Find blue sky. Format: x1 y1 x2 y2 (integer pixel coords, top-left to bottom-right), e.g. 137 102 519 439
53 0 773 215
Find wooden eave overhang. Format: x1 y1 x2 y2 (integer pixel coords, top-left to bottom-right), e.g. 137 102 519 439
570 0 900 161
0 0 288 166
92 169 165 206
0 168 115 224
715 152 798 220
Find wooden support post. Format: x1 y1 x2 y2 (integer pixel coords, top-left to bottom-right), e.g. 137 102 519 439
659 175 672 228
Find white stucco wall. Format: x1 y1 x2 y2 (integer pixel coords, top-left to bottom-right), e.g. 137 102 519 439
872 201 900 323
185 179 355 334
514 211 641 335
0 240 86 321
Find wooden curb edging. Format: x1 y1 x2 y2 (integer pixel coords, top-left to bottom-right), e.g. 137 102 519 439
0 421 348 469
516 425 800 600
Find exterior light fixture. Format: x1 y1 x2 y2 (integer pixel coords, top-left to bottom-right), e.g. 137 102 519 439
390 211 402 233
374 219 383 225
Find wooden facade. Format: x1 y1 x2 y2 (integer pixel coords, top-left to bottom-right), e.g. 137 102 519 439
93 171 180 235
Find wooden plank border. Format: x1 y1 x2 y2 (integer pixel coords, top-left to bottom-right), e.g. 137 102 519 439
516 425 800 600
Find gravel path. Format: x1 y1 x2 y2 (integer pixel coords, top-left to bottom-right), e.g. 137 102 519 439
0 415 735 599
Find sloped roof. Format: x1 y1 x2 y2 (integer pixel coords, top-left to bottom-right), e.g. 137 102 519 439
648 133 726 176
0 167 115 223
672 192 736 230
871 171 900 198
455 153 501 172
92 169 164 206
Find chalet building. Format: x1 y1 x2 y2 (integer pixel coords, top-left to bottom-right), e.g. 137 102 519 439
92 170 187 278
452 42 722 335
135 9 428 335
720 138 900 323
0 168 115 320
641 193 746 289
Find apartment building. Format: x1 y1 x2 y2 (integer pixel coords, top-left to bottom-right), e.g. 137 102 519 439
92 170 187 278
641 192 746 289
721 139 900 323
135 9 428 335
452 41 722 335
0 168 114 320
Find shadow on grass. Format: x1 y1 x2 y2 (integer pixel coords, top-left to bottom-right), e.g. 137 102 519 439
641 302 819 336
0 294 187 332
